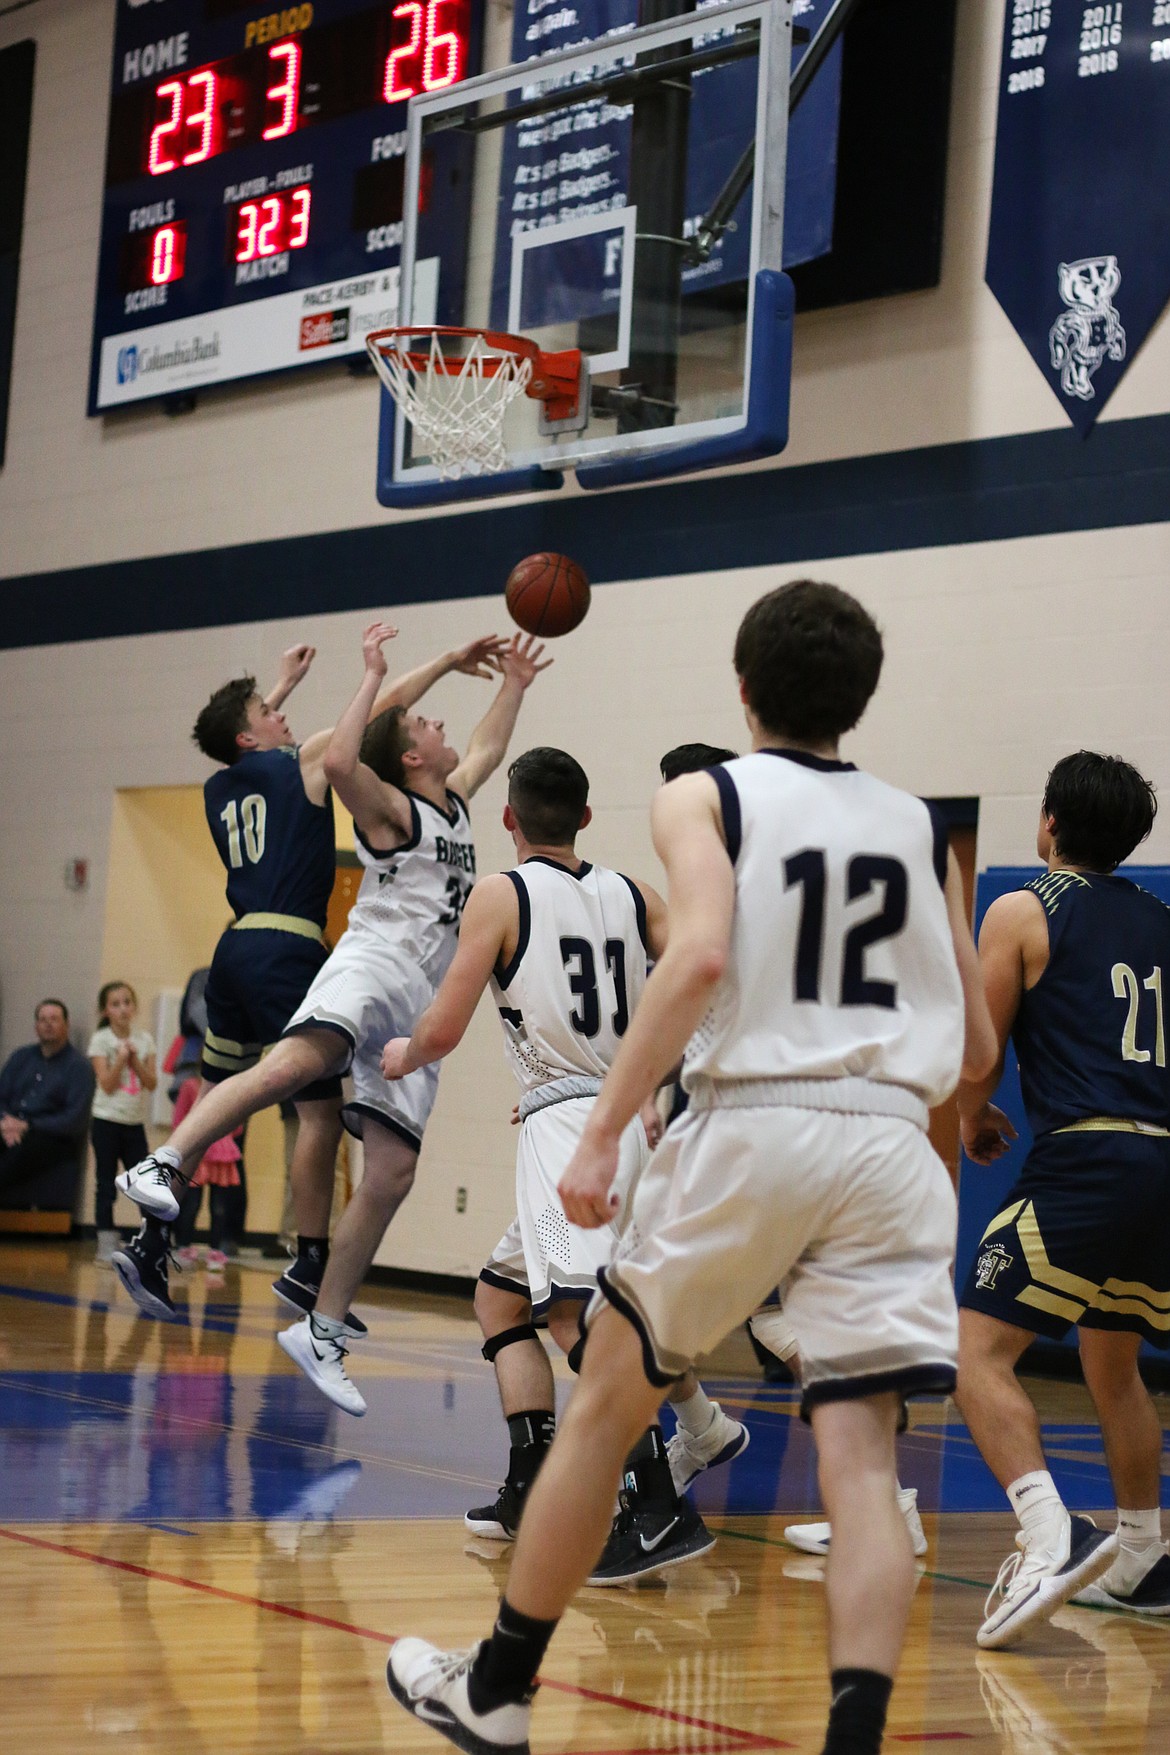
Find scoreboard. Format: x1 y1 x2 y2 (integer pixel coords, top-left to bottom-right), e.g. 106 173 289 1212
88 0 484 413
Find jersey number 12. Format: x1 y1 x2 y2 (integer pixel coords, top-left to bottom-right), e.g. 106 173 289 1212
783 850 908 1010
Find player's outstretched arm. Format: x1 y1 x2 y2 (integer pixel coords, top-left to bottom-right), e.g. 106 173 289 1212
297 636 506 781
316 621 414 846
381 875 518 1080
263 642 316 712
372 634 507 717
449 633 552 802
954 885 1043 1163
559 774 734 1228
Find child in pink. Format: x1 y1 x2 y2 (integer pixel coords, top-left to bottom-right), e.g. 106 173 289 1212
169 1069 243 1271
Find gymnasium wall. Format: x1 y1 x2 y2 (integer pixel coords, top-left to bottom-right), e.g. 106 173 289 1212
2 0 1169 1271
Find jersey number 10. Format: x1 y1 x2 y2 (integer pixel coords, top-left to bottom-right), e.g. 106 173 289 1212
220 795 268 868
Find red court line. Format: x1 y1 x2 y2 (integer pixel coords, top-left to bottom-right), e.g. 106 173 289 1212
0 1524 788 1749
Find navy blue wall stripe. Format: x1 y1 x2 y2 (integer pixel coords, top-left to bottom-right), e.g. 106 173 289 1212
4 410 1170 649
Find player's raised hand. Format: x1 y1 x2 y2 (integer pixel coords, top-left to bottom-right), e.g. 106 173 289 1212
499 632 553 689
361 620 399 679
279 642 316 686
960 1102 1018 1166
380 1037 412 1081
559 1131 621 1229
451 635 508 679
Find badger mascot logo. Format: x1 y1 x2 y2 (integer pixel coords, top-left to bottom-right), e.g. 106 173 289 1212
1048 256 1127 402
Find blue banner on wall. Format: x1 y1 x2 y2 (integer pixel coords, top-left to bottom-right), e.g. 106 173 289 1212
492 0 841 330
986 3 1170 435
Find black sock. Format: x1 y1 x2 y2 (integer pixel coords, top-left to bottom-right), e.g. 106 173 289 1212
505 1410 556 1496
821 1669 893 1755
142 1216 171 1251
296 1235 328 1276
469 1596 556 1711
622 1424 677 1512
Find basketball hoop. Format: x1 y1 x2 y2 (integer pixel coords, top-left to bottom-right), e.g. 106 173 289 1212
365 326 585 480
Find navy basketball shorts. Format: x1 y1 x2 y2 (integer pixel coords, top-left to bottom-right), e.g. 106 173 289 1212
202 925 342 1102
959 1128 1170 1347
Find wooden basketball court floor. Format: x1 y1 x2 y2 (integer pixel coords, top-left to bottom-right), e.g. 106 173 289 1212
2 1239 1168 1754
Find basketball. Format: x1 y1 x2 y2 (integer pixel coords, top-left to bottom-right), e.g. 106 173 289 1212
504 553 590 638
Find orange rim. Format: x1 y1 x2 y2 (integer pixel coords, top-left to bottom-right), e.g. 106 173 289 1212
366 326 584 422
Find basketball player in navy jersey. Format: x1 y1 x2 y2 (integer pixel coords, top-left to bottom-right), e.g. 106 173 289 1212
381 746 748 1581
956 751 1170 1646
386 579 997 1755
113 628 506 1320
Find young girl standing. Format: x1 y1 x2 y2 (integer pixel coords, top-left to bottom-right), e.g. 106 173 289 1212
89 982 157 1260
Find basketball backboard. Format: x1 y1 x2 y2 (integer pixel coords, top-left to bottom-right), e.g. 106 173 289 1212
373 0 801 504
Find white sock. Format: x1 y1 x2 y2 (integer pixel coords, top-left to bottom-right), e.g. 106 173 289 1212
672 1385 716 1438
310 1312 347 1342
155 1146 182 1170
1116 1507 1163 1552
1007 1470 1066 1549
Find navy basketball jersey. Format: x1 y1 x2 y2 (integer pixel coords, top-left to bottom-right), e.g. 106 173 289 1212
1013 869 1170 1135
204 746 335 927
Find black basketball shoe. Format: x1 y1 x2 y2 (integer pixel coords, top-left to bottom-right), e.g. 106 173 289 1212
586 1496 715 1586
465 1480 526 1540
272 1257 368 1338
112 1226 177 1321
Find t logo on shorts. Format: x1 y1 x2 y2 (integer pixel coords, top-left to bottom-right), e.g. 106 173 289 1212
975 1242 1014 1292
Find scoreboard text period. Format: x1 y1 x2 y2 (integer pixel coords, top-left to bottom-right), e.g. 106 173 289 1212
90 0 482 412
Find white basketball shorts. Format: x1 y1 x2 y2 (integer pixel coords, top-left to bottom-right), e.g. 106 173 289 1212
481 1097 650 1317
593 1102 959 1413
283 925 438 1150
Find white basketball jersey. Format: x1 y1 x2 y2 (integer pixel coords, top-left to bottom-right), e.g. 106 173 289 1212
682 751 964 1108
490 857 651 1095
346 788 476 986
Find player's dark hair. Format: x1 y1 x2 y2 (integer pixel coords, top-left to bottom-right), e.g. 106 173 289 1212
36 998 69 1023
733 580 883 743
508 747 589 845
193 676 259 765
1042 751 1157 873
361 706 413 789
97 981 136 1027
659 743 738 782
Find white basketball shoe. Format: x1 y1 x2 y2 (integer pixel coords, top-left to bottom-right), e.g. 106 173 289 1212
386 1639 532 1755
783 1486 928 1558
278 1317 367 1417
666 1402 750 1494
116 1149 184 1222
978 1514 1118 1649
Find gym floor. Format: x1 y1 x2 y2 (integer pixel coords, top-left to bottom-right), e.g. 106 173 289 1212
1 1239 1167 1753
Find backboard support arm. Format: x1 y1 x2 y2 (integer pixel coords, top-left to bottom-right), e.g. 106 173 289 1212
691 0 866 266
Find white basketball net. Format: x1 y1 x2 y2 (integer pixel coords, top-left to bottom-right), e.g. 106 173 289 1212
370 331 533 479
